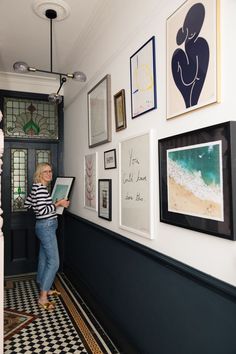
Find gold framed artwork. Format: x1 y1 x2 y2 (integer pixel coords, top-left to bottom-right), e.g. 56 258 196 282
114 89 126 131
166 0 220 119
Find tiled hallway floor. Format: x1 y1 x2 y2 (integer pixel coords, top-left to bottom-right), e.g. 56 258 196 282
4 273 120 354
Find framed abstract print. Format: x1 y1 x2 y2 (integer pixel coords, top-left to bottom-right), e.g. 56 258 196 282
166 0 220 119
130 36 157 119
51 177 75 215
159 121 236 240
87 75 111 147
98 179 112 221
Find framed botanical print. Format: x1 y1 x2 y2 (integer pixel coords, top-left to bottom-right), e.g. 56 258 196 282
166 0 220 119
84 152 97 210
159 121 236 240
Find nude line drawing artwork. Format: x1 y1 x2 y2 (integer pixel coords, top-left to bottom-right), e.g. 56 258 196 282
166 0 219 119
171 3 209 109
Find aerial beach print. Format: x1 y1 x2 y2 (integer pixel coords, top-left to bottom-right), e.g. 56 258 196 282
167 141 224 221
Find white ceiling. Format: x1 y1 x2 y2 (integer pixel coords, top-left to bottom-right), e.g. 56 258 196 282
0 0 105 76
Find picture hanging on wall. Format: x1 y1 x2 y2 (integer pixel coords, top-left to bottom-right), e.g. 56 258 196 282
114 89 127 131
130 36 157 119
104 149 117 169
166 0 220 119
87 74 111 147
158 121 236 240
119 131 154 239
84 152 97 210
98 179 112 221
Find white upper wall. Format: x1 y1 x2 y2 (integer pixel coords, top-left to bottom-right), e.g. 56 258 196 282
63 0 236 286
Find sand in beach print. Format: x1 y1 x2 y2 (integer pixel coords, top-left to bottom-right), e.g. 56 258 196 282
167 141 224 221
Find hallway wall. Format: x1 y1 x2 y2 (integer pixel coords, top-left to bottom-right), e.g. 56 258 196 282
63 0 236 287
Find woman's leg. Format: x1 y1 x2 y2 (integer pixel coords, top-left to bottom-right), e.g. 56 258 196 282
35 218 59 305
36 242 46 287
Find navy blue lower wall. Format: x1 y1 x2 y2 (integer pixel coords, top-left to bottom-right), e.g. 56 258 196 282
63 212 236 354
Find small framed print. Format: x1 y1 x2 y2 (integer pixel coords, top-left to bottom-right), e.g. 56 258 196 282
104 149 117 170
51 176 75 215
114 89 127 131
98 179 112 221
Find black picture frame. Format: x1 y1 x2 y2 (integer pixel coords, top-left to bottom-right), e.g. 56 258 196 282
104 149 117 169
158 121 236 240
98 179 112 221
130 36 157 119
51 176 75 215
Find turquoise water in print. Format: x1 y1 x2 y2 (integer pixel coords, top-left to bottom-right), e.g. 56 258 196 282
168 143 221 186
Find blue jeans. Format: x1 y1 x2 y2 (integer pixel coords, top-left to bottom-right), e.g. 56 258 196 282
35 218 59 292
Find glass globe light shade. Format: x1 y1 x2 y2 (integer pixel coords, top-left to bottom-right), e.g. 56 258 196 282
13 61 29 73
73 71 86 82
48 93 63 105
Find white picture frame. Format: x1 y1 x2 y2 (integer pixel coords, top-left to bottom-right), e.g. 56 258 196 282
119 131 154 239
84 152 97 211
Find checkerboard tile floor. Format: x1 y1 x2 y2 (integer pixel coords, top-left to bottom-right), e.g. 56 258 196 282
4 274 120 354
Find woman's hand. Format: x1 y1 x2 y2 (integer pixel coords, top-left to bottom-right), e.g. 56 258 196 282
55 199 70 208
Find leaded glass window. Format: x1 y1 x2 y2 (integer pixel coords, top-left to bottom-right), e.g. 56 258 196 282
36 150 51 165
4 97 58 139
11 149 27 212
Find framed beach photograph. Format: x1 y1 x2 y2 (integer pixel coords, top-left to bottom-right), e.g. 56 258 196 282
98 179 112 221
87 74 111 147
166 0 220 119
119 131 154 239
130 36 157 119
104 149 117 170
51 176 75 215
158 121 236 240
84 152 97 211
114 89 127 131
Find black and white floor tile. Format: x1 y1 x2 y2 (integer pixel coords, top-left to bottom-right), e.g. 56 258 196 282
4 273 120 354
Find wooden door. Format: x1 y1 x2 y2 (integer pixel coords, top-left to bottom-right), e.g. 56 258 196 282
0 90 63 276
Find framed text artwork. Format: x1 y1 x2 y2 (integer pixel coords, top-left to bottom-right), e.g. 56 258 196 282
51 177 75 215
119 131 154 239
166 0 220 119
130 36 157 119
98 179 112 221
159 121 236 240
88 74 111 147
84 152 97 210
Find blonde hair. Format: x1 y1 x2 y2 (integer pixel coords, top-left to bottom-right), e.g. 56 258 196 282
34 162 52 183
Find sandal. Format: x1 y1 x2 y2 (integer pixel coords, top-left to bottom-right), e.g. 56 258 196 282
48 289 61 296
38 301 55 310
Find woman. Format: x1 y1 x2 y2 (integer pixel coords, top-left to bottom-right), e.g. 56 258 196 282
24 163 69 310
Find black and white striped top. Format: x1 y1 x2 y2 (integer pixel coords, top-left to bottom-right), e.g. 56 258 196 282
24 183 57 220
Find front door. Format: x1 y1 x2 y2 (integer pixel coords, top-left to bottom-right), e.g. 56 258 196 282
1 90 63 276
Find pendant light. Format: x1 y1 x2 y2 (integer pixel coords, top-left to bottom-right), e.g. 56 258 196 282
13 8 86 104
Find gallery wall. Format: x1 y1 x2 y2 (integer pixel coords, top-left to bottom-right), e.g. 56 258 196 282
63 0 236 286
